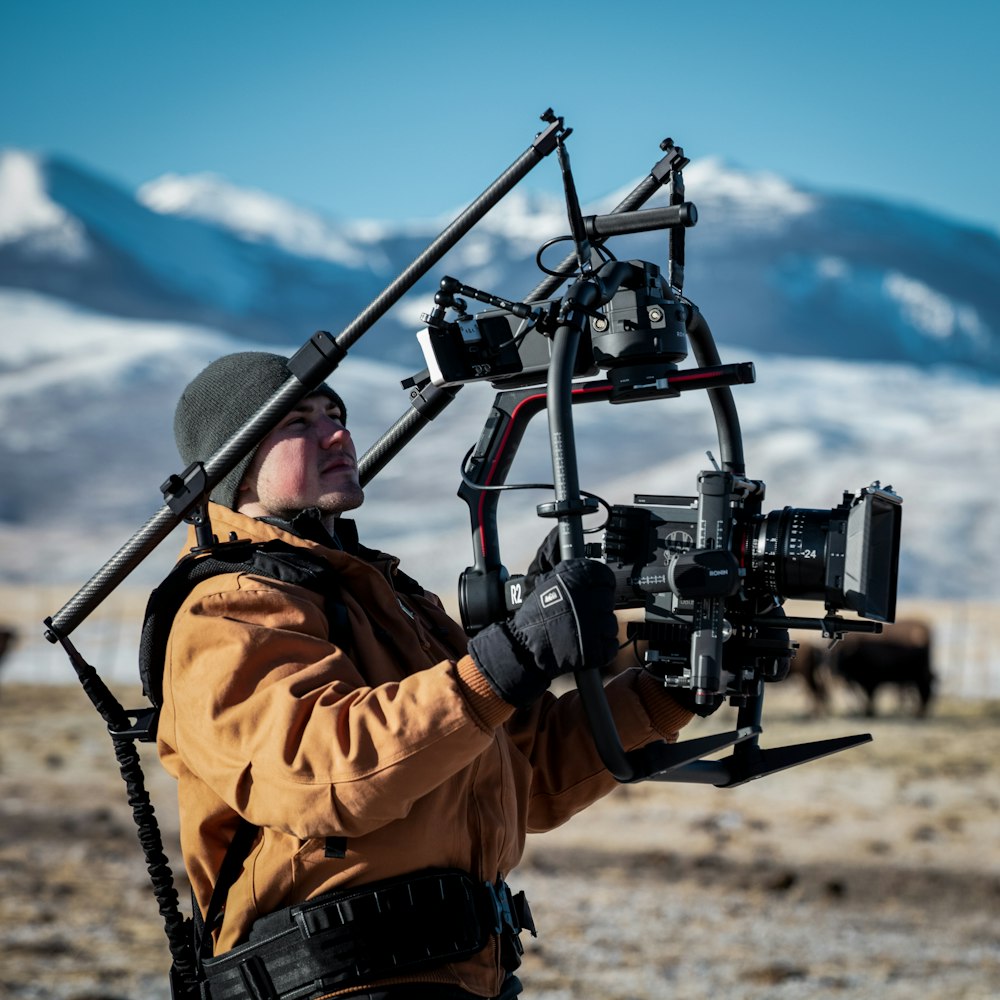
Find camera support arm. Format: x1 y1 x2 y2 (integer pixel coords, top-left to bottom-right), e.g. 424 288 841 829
45 112 568 641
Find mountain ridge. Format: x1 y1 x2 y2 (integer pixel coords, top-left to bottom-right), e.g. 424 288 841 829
2 147 998 376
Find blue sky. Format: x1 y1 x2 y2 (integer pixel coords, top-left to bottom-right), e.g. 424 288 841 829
3 0 999 234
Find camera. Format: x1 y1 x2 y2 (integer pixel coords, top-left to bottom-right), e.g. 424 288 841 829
596 480 901 707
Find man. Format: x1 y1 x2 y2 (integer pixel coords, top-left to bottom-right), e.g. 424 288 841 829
159 351 694 1000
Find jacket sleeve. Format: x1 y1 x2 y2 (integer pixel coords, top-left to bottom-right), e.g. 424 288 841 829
506 669 694 833
160 572 513 840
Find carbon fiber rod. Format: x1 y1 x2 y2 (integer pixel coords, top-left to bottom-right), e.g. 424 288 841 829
46 117 567 640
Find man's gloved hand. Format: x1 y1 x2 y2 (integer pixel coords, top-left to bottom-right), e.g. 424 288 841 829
468 558 618 707
523 527 561 590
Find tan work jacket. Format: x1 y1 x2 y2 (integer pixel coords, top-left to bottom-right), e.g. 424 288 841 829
158 504 691 996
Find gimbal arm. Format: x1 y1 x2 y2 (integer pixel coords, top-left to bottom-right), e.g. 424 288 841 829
685 304 745 475
541 264 757 784
543 298 636 780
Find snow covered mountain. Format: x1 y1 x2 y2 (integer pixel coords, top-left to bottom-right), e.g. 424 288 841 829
2 147 999 612
0 150 387 356
4 148 999 374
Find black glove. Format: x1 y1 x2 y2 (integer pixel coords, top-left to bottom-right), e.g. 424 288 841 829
523 527 561 590
468 558 619 707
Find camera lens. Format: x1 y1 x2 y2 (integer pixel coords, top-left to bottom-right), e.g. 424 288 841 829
748 507 839 601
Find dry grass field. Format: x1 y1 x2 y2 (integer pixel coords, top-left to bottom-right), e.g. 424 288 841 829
1 676 998 1000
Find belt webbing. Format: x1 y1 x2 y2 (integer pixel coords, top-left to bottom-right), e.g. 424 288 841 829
200 869 534 1000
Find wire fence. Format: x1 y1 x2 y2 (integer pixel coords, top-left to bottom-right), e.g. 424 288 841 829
0 584 150 688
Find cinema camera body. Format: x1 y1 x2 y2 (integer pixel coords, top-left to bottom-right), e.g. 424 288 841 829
598 479 901 709
412 223 901 717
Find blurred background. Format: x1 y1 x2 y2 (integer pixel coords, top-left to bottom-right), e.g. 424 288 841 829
1 2 998 998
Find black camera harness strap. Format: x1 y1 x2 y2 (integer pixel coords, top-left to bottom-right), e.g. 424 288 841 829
138 536 350 711
199 868 533 1000
140 537 534 1000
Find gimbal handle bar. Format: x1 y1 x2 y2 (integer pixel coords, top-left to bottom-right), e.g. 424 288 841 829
582 202 697 239
546 291 747 783
545 296 638 780
45 115 568 642
359 141 689 486
685 303 745 475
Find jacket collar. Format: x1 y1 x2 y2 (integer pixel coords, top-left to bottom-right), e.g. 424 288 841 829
257 507 343 549
254 507 371 562
195 503 422 593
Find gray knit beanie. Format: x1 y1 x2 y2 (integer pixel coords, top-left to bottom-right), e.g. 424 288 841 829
173 351 346 510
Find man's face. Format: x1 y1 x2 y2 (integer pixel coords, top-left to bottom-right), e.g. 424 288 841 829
237 394 364 519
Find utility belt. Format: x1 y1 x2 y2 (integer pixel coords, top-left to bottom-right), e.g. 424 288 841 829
199 868 535 1000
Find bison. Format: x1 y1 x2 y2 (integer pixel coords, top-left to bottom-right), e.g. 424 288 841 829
0 626 16 696
826 618 935 718
0 625 15 666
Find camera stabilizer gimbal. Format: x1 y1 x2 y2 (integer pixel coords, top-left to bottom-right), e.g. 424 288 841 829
388 118 902 785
